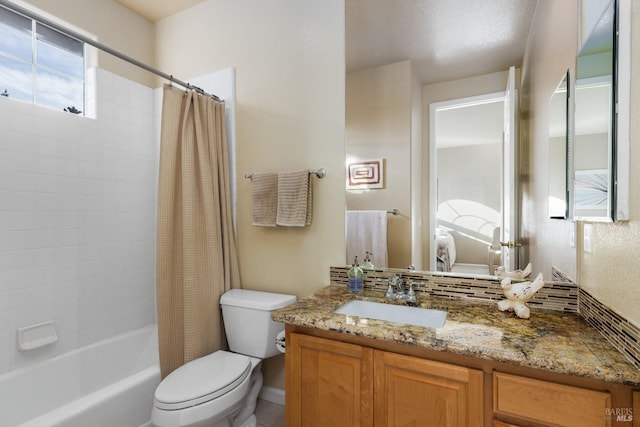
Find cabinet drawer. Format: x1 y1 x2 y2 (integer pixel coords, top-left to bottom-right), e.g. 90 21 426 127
493 372 611 426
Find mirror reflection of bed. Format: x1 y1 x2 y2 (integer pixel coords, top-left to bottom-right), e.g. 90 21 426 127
436 226 501 276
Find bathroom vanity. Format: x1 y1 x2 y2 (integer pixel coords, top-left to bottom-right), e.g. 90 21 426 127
273 286 640 427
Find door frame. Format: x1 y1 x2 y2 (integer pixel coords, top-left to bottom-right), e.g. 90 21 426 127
502 65 518 271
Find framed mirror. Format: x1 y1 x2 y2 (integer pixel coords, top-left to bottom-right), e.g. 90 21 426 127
572 0 630 221
573 75 612 220
548 70 570 219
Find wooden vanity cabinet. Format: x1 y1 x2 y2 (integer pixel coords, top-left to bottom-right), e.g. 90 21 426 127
286 327 638 427
287 332 483 427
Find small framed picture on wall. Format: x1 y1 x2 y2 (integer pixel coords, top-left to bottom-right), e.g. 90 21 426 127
347 159 385 190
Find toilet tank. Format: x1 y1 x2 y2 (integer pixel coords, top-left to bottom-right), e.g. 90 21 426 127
220 289 296 359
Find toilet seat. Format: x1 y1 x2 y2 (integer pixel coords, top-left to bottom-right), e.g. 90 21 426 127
154 351 252 411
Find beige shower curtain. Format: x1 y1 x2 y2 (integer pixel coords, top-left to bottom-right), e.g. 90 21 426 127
156 84 240 379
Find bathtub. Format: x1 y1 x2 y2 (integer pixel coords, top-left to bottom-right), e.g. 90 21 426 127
0 325 160 427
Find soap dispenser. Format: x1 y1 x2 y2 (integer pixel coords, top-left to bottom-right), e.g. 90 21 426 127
348 256 364 293
362 251 374 270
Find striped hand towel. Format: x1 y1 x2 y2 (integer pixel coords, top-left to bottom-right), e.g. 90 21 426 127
251 172 278 226
276 170 312 227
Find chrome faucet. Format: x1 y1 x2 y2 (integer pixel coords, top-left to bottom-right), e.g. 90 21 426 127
405 281 416 302
384 274 425 303
407 281 426 303
384 276 396 298
385 274 406 299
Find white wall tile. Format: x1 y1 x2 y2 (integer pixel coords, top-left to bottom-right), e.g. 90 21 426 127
0 69 158 373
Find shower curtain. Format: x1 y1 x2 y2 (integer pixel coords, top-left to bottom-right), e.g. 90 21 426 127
156 84 240 379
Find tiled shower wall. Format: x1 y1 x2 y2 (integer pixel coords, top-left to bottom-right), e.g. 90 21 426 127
0 68 158 374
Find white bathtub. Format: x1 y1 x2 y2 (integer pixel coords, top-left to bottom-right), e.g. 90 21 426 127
0 325 160 427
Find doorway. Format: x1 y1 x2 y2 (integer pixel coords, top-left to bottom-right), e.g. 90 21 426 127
429 93 506 274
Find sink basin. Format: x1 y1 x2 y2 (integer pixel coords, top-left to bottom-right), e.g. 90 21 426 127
334 300 447 329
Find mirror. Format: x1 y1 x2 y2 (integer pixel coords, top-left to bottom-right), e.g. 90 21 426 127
344 0 573 280
572 0 615 221
548 71 570 219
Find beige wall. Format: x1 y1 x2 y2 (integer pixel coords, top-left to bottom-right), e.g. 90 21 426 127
579 0 640 326
522 0 640 327
346 61 413 268
24 0 156 86
155 0 345 388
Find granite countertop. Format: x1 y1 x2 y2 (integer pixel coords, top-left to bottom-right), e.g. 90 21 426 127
273 285 640 386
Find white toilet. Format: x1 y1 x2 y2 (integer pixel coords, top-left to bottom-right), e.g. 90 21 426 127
151 289 296 427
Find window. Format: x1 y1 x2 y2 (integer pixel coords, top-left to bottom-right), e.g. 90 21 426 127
0 5 85 114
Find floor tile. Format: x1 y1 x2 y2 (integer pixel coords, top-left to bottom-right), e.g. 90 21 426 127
255 398 285 427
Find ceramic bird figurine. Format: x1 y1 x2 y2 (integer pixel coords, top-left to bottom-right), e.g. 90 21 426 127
495 262 532 279
497 272 545 319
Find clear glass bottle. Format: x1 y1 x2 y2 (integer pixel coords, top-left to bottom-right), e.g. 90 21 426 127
362 251 374 270
348 256 364 293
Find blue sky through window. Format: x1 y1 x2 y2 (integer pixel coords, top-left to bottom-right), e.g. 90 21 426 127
0 55 32 102
0 6 84 113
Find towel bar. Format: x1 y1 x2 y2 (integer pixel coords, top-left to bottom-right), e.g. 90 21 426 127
244 168 326 180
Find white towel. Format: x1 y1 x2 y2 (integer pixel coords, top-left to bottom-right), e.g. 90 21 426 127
346 210 388 268
276 170 312 227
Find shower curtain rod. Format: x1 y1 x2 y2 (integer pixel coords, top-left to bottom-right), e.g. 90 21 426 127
0 0 222 102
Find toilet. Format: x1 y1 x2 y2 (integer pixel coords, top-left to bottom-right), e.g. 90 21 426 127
151 289 296 427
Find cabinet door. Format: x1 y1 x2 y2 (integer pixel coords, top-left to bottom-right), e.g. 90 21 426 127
374 350 483 427
287 333 374 427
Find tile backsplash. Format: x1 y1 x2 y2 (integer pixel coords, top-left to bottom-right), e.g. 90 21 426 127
579 288 640 369
330 266 578 312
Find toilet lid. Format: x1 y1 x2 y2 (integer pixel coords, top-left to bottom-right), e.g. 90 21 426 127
154 351 252 411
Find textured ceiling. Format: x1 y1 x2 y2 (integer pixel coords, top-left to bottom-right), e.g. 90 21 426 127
347 0 538 85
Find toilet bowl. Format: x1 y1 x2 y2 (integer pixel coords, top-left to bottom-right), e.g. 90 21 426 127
151 289 296 427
